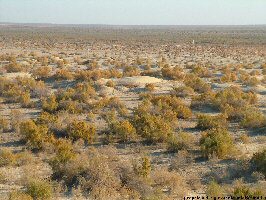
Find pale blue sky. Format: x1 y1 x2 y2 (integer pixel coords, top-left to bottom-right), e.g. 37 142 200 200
0 0 266 25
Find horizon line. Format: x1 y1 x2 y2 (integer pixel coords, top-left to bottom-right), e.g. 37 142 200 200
1 22 266 27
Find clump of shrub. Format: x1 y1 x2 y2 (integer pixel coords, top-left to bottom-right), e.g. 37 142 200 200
5 61 24 73
132 110 173 143
171 86 194 97
0 116 9 132
251 149 266 178
42 94 58 113
108 119 137 143
167 132 194 152
200 128 235 159
66 120 96 143
0 148 17 167
184 74 211 93
220 71 238 83
152 168 187 198
147 95 192 119
9 191 33 200
106 80 115 87
19 120 49 149
191 65 212 78
54 68 74 80
26 179 53 200
232 180 264 198
32 66 52 80
133 156 151 178
123 66 140 77
197 114 228 130
145 83 155 92
240 107 266 128
0 148 34 167
50 138 76 170
206 181 224 197
161 65 184 80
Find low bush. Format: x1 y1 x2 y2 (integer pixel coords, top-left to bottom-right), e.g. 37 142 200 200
42 94 58 113
123 66 140 77
133 156 151 178
232 180 263 198
206 181 224 197
26 179 53 200
161 65 184 80
152 168 187 198
106 80 115 87
148 95 192 119
54 68 74 80
19 120 49 149
0 148 17 167
145 83 155 92
108 119 137 142
50 138 76 171
66 120 96 143
32 66 52 79
0 116 9 132
251 149 266 178
200 128 235 159
191 65 212 78
171 86 194 97
5 61 23 73
240 107 266 128
167 132 194 152
184 74 211 93
132 111 173 143
9 191 33 200
197 114 228 130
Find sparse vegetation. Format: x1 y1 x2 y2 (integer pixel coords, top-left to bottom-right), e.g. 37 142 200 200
0 23 265 199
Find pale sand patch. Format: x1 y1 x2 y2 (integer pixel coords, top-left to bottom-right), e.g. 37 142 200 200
117 76 162 86
1 72 31 79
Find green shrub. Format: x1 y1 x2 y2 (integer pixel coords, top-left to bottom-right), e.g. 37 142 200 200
171 86 194 97
184 74 211 93
132 112 173 143
67 120 96 143
148 95 192 119
123 66 140 77
42 94 58 113
191 65 211 78
206 181 224 197
20 91 32 108
214 86 257 112
54 68 73 80
232 180 263 198
5 61 23 73
32 66 52 79
106 80 115 88
26 179 53 200
9 191 33 200
240 107 266 128
0 116 9 132
251 149 266 178
50 138 76 170
161 65 184 80
197 114 228 130
167 132 194 152
0 148 17 167
109 120 137 142
19 120 48 149
200 128 234 159
133 156 151 178
145 83 155 92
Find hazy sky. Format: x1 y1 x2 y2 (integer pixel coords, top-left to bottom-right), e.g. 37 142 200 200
0 0 266 25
